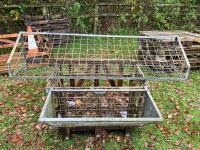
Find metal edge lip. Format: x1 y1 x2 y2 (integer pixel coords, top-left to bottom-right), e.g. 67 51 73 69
49 87 149 92
39 90 52 120
176 36 191 79
39 118 163 122
19 31 178 39
146 90 163 121
10 76 187 81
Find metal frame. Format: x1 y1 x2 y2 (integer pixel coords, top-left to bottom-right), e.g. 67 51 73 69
39 87 163 127
45 65 150 93
176 37 191 79
7 32 190 81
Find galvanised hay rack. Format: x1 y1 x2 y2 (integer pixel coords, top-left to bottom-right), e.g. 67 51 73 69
7 32 190 80
7 32 190 138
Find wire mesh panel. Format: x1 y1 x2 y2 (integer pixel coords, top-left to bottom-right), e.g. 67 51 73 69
7 32 190 80
39 88 163 127
45 66 148 93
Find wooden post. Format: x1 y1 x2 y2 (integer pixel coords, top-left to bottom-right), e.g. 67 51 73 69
102 63 116 87
93 5 99 34
117 64 124 86
75 79 85 87
58 64 72 139
94 64 99 86
125 127 132 137
68 64 75 87
65 128 71 139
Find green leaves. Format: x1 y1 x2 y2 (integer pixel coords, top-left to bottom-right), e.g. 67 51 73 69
68 2 81 17
9 10 20 20
129 0 198 30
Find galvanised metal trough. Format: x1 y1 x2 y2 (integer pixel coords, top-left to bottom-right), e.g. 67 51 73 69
39 87 162 127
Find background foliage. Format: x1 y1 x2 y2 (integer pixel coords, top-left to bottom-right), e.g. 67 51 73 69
0 0 199 33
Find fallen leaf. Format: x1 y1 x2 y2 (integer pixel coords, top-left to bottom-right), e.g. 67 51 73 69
75 99 82 106
184 110 189 114
174 128 180 135
32 105 39 112
42 96 46 101
176 106 180 110
41 124 48 129
148 143 154 148
2 128 6 132
183 126 190 133
175 88 182 94
175 140 180 146
10 131 23 145
20 106 27 113
161 127 168 134
8 111 17 115
0 102 4 106
144 141 148 147
108 134 112 139
68 145 73 150
187 143 194 149
35 124 41 130
185 115 193 122
116 136 121 143
0 117 3 122
19 116 24 123
151 135 157 141
155 123 161 129
167 114 173 119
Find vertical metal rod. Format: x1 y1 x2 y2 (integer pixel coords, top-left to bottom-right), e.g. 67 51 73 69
59 64 71 138
23 39 28 70
94 65 101 117
128 80 135 118
176 37 191 79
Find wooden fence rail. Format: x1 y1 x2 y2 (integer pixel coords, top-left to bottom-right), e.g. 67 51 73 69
0 34 18 48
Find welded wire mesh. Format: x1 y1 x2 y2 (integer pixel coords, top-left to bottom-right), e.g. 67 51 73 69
52 90 144 118
39 88 163 127
7 32 190 80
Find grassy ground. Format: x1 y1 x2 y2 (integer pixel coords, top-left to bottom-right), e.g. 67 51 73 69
0 71 199 149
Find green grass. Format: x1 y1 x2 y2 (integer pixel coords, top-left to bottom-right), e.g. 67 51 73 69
0 71 199 149
53 36 139 59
